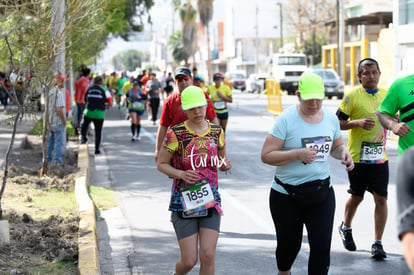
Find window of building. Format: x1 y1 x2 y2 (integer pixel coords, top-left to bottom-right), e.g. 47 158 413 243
399 0 414 24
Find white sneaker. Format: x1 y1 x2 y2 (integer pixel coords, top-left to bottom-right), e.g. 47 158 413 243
135 135 141 141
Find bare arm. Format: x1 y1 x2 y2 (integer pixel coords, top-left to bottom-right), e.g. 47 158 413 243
330 137 354 171
154 124 168 162
339 117 375 131
211 116 219 124
57 106 66 125
156 146 200 184
217 91 233 103
218 147 231 172
261 134 317 166
377 112 411 137
401 231 414 272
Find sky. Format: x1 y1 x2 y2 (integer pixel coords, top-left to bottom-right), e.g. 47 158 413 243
95 0 282 73
95 0 178 73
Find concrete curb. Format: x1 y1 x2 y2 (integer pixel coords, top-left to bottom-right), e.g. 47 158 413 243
75 143 100 275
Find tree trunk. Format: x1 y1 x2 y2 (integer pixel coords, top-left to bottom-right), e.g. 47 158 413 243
0 110 22 220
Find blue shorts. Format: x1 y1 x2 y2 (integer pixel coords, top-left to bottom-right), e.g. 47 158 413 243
129 108 145 116
347 161 389 198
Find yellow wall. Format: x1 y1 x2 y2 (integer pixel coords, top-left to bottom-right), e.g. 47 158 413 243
377 28 394 88
322 39 368 86
322 29 394 88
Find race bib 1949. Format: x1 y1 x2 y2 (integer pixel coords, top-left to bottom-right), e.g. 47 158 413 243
301 136 332 162
180 180 215 213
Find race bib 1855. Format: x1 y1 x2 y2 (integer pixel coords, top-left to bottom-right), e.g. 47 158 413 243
180 180 215 213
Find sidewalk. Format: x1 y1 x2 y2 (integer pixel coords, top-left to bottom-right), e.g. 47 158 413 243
0 108 38 164
89 106 137 275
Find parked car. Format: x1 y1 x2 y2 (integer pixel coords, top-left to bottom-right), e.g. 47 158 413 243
246 73 269 93
306 68 345 99
224 72 246 91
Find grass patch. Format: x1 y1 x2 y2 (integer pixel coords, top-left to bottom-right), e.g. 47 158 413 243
30 261 78 274
4 183 77 220
88 185 118 215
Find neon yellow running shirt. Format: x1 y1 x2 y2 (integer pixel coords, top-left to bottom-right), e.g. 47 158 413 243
338 86 388 163
207 84 232 114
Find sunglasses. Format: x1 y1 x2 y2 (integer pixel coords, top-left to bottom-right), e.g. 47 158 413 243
175 75 190 82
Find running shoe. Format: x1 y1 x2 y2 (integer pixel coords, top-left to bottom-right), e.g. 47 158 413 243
80 137 88 144
338 222 356 251
371 243 387 259
131 136 135 142
135 135 141 141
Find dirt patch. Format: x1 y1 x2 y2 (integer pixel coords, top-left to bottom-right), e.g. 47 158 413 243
0 136 80 274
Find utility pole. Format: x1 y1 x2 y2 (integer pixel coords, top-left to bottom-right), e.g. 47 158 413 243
277 2 283 50
51 0 66 77
255 4 259 73
337 0 345 81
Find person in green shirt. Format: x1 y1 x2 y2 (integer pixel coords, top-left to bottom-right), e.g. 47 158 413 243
116 71 128 109
80 76 107 154
377 74 413 155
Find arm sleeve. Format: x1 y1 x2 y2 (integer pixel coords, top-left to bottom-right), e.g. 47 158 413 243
163 128 178 153
337 91 354 118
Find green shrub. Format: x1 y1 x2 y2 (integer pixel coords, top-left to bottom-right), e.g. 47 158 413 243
30 119 43 135
66 120 75 136
30 119 75 137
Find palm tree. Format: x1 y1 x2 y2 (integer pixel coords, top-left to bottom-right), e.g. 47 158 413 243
168 30 187 66
197 0 213 82
179 0 198 66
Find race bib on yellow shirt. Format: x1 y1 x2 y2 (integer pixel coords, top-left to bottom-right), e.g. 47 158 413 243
213 100 226 110
360 141 385 162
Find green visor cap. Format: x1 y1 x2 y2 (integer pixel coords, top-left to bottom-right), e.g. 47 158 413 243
298 72 325 100
181 86 207 110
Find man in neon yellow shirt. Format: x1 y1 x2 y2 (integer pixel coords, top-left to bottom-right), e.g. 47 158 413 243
207 72 232 132
336 58 388 259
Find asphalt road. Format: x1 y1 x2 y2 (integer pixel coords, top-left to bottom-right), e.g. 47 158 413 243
92 90 410 275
